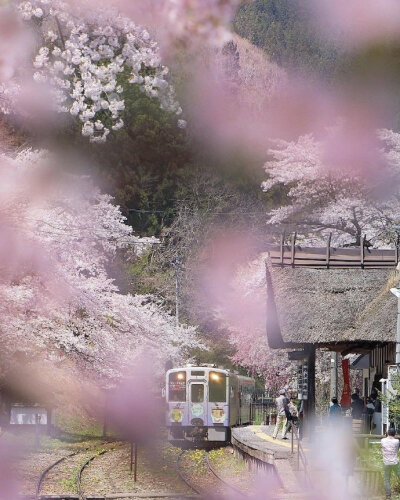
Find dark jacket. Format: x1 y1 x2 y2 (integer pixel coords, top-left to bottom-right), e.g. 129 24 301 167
283 397 291 420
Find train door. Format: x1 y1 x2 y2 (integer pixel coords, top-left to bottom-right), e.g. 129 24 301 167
188 381 206 427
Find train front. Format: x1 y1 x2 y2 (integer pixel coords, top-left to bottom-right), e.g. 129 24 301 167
166 366 229 442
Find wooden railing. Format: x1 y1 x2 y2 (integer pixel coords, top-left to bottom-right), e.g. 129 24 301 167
267 233 399 269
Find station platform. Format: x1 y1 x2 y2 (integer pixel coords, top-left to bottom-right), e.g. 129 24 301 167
231 425 296 464
231 425 306 497
232 425 384 499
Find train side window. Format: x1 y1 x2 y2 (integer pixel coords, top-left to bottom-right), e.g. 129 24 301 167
209 372 227 402
168 372 186 402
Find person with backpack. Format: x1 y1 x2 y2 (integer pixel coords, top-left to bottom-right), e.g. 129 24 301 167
283 397 299 438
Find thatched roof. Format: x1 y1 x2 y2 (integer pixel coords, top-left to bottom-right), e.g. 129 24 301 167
266 258 398 350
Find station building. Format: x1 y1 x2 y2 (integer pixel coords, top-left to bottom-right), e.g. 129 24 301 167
265 237 399 433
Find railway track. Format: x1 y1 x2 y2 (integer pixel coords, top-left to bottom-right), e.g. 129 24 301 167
35 441 116 500
33 442 198 500
77 448 109 500
176 449 247 498
35 449 81 499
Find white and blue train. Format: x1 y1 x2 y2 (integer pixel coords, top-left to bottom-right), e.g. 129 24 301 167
166 365 255 442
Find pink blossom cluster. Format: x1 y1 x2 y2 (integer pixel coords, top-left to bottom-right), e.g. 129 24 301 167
14 0 183 141
308 0 400 48
0 149 199 378
112 0 241 49
262 130 400 247
164 0 241 45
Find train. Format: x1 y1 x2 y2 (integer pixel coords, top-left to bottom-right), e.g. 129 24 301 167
166 365 255 442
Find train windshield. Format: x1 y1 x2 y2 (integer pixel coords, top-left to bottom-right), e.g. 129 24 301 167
191 384 204 403
209 372 227 402
168 372 186 402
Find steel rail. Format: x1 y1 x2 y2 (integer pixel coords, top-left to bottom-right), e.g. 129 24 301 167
36 441 114 500
35 450 81 500
77 449 109 500
176 449 247 498
175 450 202 496
205 452 247 497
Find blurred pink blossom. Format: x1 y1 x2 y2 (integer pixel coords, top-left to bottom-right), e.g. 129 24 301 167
308 0 400 47
0 441 20 500
104 361 162 444
186 54 391 183
0 9 31 83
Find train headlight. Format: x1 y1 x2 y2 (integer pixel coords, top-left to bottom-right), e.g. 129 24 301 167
210 373 220 381
177 372 185 380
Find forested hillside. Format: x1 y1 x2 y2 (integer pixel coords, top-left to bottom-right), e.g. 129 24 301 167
233 0 342 78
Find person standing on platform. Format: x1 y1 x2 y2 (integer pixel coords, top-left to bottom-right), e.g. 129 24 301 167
351 393 364 419
329 397 342 418
381 428 400 499
283 397 299 438
272 389 287 439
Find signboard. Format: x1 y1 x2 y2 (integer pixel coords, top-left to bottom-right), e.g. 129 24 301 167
10 407 47 425
297 361 308 400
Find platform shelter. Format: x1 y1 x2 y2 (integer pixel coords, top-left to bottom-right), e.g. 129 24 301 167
265 235 399 428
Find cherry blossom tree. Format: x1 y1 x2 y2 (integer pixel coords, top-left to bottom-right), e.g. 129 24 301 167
212 254 296 393
0 149 199 379
262 129 400 247
2 0 184 141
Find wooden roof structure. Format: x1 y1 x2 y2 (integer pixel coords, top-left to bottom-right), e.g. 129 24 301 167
265 239 399 354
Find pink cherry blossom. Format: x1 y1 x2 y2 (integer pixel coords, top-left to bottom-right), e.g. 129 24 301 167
308 0 400 48
262 129 400 246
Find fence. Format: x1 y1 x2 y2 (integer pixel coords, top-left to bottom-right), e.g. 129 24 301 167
250 399 276 425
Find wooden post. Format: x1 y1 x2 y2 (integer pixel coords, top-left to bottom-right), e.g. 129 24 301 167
291 232 297 267
308 345 316 418
130 442 133 473
134 443 138 482
280 233 284 267
361 235 365 268
291 423 294 453
302 345 316 437
130 442 138 482
326 233 332 269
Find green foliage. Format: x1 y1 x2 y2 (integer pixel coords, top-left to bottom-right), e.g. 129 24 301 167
381 373 400 427
233 0 343 79
60 465 81 492
208 448 245 474
88 85 190 236
55 412 104 440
